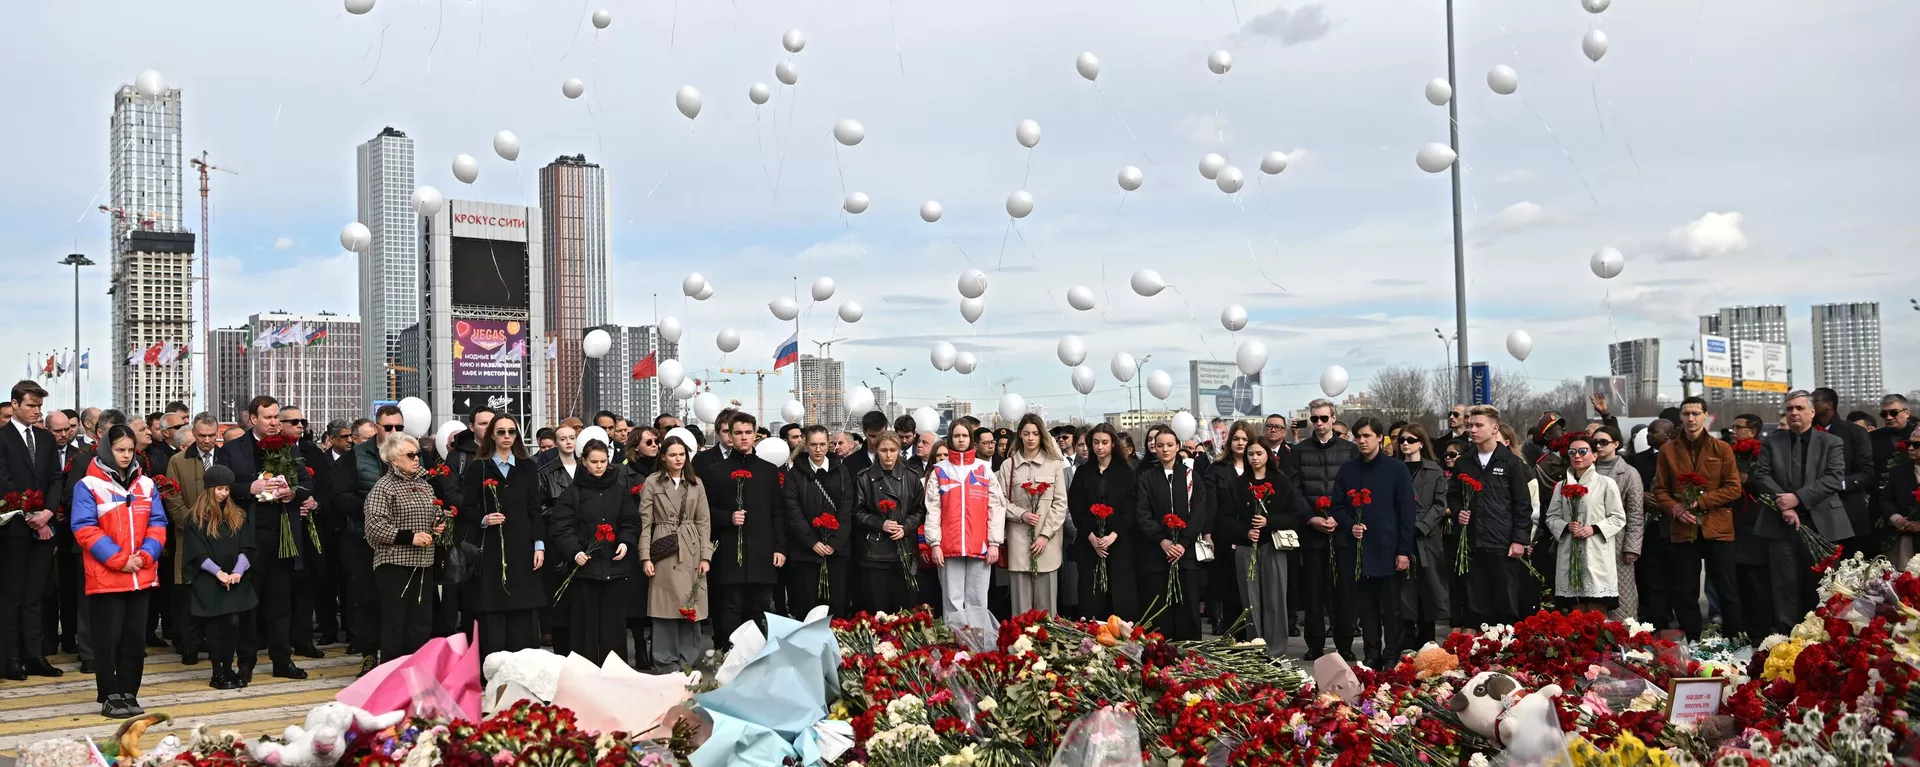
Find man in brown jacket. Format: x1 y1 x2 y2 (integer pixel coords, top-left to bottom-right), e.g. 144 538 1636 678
1652 396 1745 640
163 412 222 664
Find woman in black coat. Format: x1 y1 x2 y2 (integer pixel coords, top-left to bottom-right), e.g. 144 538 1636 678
854 434 926 613
457 415 548 657
1068 424 1140 622
1229 439 1305 656
621 426 660 667
1206 422 1256 637
782 426 859 618
551 439 640 664
1134 429 1214 640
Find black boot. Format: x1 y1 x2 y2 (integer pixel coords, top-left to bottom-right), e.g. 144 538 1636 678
237 660 255 687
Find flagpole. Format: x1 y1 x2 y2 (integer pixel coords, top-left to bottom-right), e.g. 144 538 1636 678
792 276 802 426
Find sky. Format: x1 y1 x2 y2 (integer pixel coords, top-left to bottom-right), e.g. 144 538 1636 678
3 0 1917 420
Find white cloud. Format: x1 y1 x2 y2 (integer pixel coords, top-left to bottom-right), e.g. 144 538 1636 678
1663 212 1749 260
1240 4 1334 46
274 236 294 251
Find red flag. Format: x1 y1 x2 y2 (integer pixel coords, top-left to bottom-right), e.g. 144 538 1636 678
143 341 165 365
631 352 657 380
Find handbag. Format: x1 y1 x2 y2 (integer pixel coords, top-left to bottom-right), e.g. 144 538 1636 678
438 539 482 585
1194 536 1216 562
1273 530 1301 550
648 485 685 561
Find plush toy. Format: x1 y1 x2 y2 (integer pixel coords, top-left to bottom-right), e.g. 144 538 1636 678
245 703 406 767
1448 671 1564 750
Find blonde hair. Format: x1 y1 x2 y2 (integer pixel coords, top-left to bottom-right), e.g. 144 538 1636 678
1467 404 1502 423
185 485 245 537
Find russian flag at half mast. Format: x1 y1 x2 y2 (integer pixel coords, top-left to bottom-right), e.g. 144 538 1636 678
773 332 799 370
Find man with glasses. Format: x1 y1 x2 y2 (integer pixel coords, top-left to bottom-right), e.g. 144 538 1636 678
1441 406 1469 447
1650 397 1745 641
144 412 180 478
311 419 356 648
1294 399 1359 661
1871 394 1912 520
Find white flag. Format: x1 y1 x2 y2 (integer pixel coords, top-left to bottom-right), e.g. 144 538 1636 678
157 341 177 365
253 325 277 352
128 347 143 367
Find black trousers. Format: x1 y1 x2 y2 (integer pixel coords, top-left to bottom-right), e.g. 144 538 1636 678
860 564 917 614
567 579 628 663
1673 539 1740 640
1144 567 1206 640
1300 546 1353 655
0 536 54 668
89 590 150 703
474 609 540 658
374 565 433 662
1457 548 1521 628
1355 575 1404 668
56 541 83 654
250 555 312 663
171 583 203 656
313 531 348 642
783 559 850 618
341 534 381 655
1207 554 1248 638
713 583 773 651
204 611 258 669
1635 534 1680 630
1736 537 1805 641
432 582 463 638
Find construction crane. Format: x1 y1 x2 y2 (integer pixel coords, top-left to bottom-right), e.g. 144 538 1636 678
719 368 777 423
97 205 157 233
190 151 237 412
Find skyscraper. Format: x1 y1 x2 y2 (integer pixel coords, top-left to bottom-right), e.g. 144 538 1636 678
247 313 364 431
796 355 846 431
109 83 193 415
357 127 418 407
1699 305 1790 408
581 325 680 424
1607 338 1661 414
540 155 610 420
208 326 250 423
1810 302 1883 405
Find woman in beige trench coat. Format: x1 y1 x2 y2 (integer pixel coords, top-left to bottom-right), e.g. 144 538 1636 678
998 414 1068 616
640 437 713 669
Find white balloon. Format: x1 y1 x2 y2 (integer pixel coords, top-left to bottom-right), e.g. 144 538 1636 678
658 359 686 390
833 119 865 147
781 400 806 423
1147 370 1173 401
1057 335 1087 366
1582 0 1611 12
810 277 836 302
434 421 467 460
1425 78 1453 106
1259 152 1290 175
1171 411 1199 442
581 328 612 359
1235 339 1268 376
663 427 698 453
562 77 586 99
412 186 446 217
671 380 696 402
754 437 791 466
842 192 870 214
837 301 864 323
675 86 703 119
452 154 480 184
1067 286 1097 312
1506 329 1534 362
1070 365 1097 395
775 61 799 86
1416 143 1458 173
748 82 771 105
692 392 724 424
1221 305 1248 332
782 29 806 53
658 316 683 343
492 130 520 162
1590 247 1626 279
682 273 707 297
913 407 940 434
998 394 1027 425
1015 119 1042 149
1207 49 1233 75
575 426 610 457
1320 366 1350 398
769 297 800 321
1129 269 1166 297
715 329 741 353
957 269 988 299
1110 352 1137 383
1199 153 1227 180
1075 52 1101 81
339 222 371 253
135 70 166 98
693 284 713 301
1006 190 1034 219
954 352 978 375
397 397 432 438
960 297 985 324
1487 65 1519 95
919 201 944 223
1582 29 1609 62
591 8 611 28
846 386 876 417
1117 166 1144 191
1215 166 1245 194
930 342 957 371
345 0 376 14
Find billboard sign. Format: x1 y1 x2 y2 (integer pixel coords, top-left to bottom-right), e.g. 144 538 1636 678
1737 340 1789 392
1470 362 1491 406
1701 335 1733 389
452 318 527 387
1584 376 1628 420
452 391 528 430
1188 361 1262 421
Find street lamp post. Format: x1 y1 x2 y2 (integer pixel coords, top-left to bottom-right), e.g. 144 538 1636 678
1445 0 1471 407
1434 328 1457 405
59 254 95 413
874 367 905 419
1135 354 1154 414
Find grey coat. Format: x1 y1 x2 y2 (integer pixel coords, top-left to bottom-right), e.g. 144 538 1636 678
1750 428 1851 541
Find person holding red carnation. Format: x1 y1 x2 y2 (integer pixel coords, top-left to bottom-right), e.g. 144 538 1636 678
1651 396 1748 641
997 414 1068 616
1231 437 1304 656
782 425 858 618
213 396 316 682
854 433 926 614
550 439 639 664
1878 423 1920 564
1447 405 1533 631
1068 424 1140 622
1135 429 1214 640
1544 432 1626 615
640 436 712 669
457 414 549 657
1329 417 1416 669
1749 391 1852 633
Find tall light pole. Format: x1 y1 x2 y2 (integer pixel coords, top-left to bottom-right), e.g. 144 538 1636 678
1446 0 1471 406
1434 328 1457 405
59 253 95 413
1135 353 1155 413
874 367 905 419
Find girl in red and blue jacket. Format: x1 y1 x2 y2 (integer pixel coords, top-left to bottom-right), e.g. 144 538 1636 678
69 424 167 719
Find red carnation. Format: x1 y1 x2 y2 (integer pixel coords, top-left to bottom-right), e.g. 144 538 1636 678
630 482 645 497
594 523 616 543
1458 474 1484 492
876 499 897 513
678 607 698 621
1161 513 1187 532
483 478 500 489
1089 503 1114 520
1314 496 1333 512
1020 481 1051 497
811 513 841 532
1249 482 1274 500
1560 483 1590 499
1732 438 1764 459
730 469 753 480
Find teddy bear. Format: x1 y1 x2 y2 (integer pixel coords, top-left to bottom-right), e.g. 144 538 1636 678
1447 671 1564 751
245 702 406 767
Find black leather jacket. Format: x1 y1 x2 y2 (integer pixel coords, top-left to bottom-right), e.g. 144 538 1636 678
854 462 927 564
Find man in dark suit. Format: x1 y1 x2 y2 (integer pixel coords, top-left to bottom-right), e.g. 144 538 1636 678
1751 390 1850 633
1629 419 1675 629
692 410 740 475
1872 395 1912 515
308 417 357 649
1811 388 1876 554
216 396 316 680
700 412 786 649
1 381 65 679
843 411 888 475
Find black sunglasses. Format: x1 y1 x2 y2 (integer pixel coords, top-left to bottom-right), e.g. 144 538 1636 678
1310 415 1332 423
1398 436 1421 444
1591 439 1615 447
383 424 405 432
1885 409 1908 419
1567 447 1593 457
494 428 518 436
401 451 418 459
281 419 306 426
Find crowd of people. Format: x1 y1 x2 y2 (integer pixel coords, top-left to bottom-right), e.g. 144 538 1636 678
2 376 1915 719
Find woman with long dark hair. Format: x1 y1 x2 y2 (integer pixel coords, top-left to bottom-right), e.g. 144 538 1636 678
538 424 580 655
551 439 639 663
71 424 168 718
625 427 661 477
640 436 711 668
176 464 257 690
1134 429 1212 639
1068 424 1138 621
1395 423 1450 650
1207 421 1257 636
1232 438 1302 655
458 415 547 656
